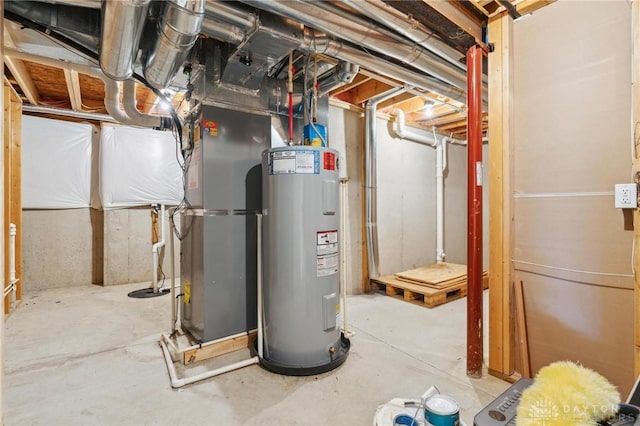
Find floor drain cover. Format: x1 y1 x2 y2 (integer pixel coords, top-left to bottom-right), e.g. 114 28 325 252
127 288 170 299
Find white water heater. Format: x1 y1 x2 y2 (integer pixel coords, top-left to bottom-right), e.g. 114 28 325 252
260 146 350 375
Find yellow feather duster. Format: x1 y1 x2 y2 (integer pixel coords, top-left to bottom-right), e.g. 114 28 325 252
516 361 620 425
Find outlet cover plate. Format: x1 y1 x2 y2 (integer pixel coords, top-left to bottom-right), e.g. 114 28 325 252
615 183 637 208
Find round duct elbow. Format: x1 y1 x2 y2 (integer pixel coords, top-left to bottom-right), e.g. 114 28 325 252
100 0 150 80
144 0 205 89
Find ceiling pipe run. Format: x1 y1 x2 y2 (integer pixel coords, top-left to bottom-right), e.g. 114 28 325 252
200 2 468 103
342 0 465 71
241 0 472 94
100 0 150 80
144 0 205 89
205 0 257 29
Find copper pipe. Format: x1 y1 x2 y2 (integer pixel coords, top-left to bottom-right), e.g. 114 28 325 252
466 45 485 378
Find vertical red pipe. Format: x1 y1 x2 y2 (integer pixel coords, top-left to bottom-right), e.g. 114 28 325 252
466 44 484 378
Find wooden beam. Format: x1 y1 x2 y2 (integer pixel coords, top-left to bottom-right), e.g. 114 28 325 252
183 331 256 365
633 0 640 378
10 91 21 302
63 70 83 111
423 0 483 43
348 79 394 105
378 92 415 110
141 91 157 114
487 13 515 377
515 0 556 15
3 84 10 314
393 96 427 114
330 73 371 97
3 28 40 105
514 280 531 378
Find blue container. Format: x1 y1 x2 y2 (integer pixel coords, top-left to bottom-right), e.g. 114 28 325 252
424 395 460 426
303 123 327 147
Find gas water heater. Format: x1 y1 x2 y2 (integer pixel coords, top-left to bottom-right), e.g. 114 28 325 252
261 146 350 375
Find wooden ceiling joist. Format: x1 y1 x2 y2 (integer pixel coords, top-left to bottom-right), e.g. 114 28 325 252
3 29 40 106
329 73 371 97
514 0 556 15
423 0 483 42
347 79 395 105
63 70 83 111
378 92 415 110
393 96 427 114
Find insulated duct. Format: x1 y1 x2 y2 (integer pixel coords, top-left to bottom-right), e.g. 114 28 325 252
144 0 205 89
241 0 472 93
100 0 150 80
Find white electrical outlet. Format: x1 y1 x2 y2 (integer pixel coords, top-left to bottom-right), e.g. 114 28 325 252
615 183 638 208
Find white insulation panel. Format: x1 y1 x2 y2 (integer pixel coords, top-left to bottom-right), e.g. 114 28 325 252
99 125 183 208
22 115 96 209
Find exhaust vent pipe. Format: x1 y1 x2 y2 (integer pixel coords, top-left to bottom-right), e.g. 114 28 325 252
100 0 150 80
144 0 205 89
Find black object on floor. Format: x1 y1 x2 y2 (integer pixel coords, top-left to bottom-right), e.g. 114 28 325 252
127 288 170 299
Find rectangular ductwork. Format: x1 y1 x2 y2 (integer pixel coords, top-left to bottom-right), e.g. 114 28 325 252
218 13 302 91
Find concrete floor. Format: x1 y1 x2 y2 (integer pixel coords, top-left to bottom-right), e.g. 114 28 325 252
5 283 508 425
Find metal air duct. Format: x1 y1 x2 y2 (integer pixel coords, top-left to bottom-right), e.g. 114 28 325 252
241 0 471 92
318 61 359 97
122 80 173 129
100 0 150 80
144 0 205 89
205 0 257 29
364 87 404 279
341 0 465 71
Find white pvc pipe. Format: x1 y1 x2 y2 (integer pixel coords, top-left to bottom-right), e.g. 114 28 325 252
339 179 351 336
169 208 177 333
257 214 263 359
435 141 445 263
152 204 166 293
160 339 259 388
9 224 16 306
392 110 447 263
392 109 437 147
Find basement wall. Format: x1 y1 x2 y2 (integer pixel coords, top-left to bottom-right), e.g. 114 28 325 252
328 104 364 294
23 207 179 290
513 1 633 393
375 118 489 276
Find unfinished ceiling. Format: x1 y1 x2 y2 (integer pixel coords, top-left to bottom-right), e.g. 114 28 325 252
3 0 553 139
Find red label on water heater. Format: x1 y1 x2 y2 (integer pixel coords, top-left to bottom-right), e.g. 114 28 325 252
323 152 336 171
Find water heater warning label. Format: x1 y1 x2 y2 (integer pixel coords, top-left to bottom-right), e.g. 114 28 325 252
269 150 320 175
317 230 339 277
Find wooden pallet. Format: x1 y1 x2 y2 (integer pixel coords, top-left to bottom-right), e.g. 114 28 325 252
373 275 489 308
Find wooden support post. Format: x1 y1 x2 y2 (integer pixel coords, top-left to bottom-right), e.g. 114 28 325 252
3 84 10 314
514 281 531 378
487 12 516 378
3 83 23 313
632 0 640 377
10 91 21 301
